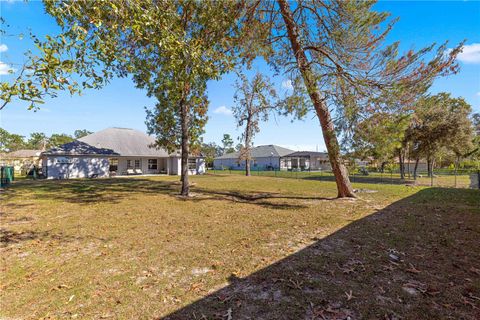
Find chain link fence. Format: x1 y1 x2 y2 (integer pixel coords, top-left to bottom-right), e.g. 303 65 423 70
207 168 480 189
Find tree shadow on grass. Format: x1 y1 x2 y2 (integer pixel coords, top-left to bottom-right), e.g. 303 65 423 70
161 188 480 320
183 188 334 210
303 174 411 185
3 178 178 204
0 227 104 248
4 178 332 210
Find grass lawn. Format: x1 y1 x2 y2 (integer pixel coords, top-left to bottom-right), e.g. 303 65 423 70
1 174 479 319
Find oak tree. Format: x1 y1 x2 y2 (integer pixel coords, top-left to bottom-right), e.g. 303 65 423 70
2 0 249 196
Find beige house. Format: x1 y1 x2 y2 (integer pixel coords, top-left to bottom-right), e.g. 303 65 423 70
0 149 43 174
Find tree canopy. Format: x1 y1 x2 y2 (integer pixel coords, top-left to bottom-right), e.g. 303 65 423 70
0 0 467 197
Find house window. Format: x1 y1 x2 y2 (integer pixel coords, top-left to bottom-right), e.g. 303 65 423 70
134 159 141 169
127 160 133 169
148 159 158 170
109 158 118 172
188 158 197 170
253 160 257 167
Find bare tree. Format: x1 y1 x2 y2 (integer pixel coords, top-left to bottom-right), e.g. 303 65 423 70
233 72 277 176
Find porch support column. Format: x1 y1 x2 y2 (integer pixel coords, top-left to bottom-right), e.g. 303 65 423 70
166 158 170 175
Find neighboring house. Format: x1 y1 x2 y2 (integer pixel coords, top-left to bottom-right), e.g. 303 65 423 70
41 127 205 179
213 145 294 170
0 149 43 174
397 159 428 174
280 151 331 171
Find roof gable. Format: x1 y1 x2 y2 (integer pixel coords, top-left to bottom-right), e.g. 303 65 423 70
5 149 42 158
43 141 118 156
77 128 171 157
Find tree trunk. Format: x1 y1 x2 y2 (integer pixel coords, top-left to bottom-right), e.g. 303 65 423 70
180 99 190 196
278 0 355 198
413 158 419 180
427 156 432 178
454 155 460 188
244 118 252 177
245 159 251 176
398 149 405 180
380 162 386 173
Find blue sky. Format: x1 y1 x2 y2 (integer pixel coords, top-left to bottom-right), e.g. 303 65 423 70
1 0 479 151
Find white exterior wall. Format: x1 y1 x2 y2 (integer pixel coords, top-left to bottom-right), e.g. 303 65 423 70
169 157 181 175
43 156 109 179
196 158 206 174
213 157 281 170
170 157 205 175
43 155 205 179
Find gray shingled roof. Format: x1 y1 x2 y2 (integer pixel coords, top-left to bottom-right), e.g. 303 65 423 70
4 149 42 158
77 128 172 157
42 141 118 156
215 145 294 160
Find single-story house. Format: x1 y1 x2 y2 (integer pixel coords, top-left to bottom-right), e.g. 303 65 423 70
280 151 331 171
41 127 205 179
213 145 294 170
0 149 43 174
396 159 429 175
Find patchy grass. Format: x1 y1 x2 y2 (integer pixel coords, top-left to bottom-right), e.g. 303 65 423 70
1 174 479 319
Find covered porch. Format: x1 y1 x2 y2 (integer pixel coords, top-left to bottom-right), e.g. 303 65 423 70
108 157 180 176
280 152 331 171
280 156 311 171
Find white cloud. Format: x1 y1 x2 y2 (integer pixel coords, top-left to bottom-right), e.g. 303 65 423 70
476 91 480 96
0 61 16 75
0 44 8 53
457 43 480 64
281 79 293 90
213 105 232 116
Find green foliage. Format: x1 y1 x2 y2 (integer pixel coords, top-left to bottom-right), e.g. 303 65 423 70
27 132 48 149
0 128 82 152
0 128 26 152
406 93 474 161
73 129 92 139
48 133 74 148
247 1 463 136
200 141 222 168
352 113 410 164
221 134 235 155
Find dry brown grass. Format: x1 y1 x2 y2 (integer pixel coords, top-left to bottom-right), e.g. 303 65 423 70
1 174 479 319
